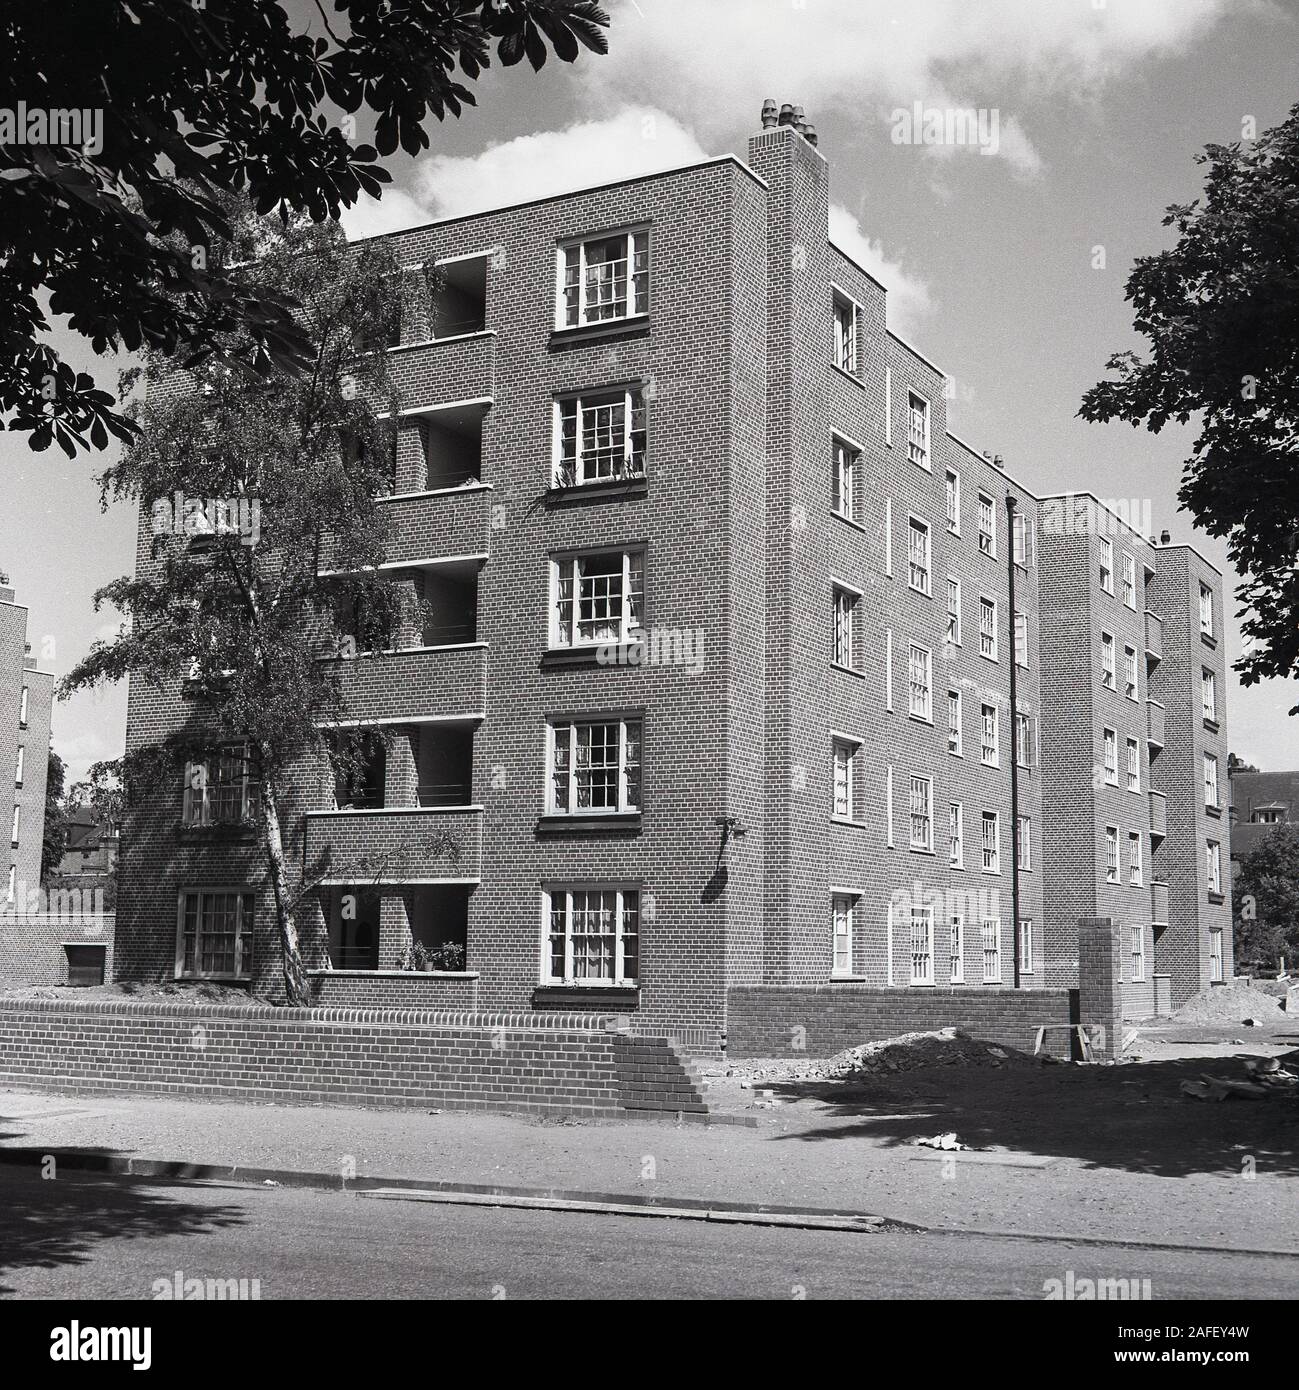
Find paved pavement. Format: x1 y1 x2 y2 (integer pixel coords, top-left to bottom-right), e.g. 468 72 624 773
2 1084 1297 1254
1 1166 1293 1300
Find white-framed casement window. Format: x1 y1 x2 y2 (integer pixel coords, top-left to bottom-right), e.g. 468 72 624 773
981 810 1000 874
981 917 1002 982
1122 553 1136 610
832 292 858 374
1105 825 1120 883
10 805 19 848
910 904 935 985
907 392 930 471
908 643 933 721
1209 927 1224 982
909 775 933 851
832 584 858 669
183 743 259 826
1099 536 1114 594
1014 611 1029 669
1204 752 1219 809
945 469 960 534
13 745 23 787
1199 582 1214 638
907 517 932 596
552 548 645 648
1131 924 1146 982
832 435 859 522
557 229 650 329
176 888 254 980
18 685 28 728
1202 668 1217 723
1126 737 1141 793
1012 511 1032 568
949 913 965 983
5 864 13 903
946 578 962 646
1101 631 1116 689
544 886 639 986
979 596 998 660
832 738 857 820
831 893 855 977
1017 918 1034 975
980 703 999 767
1103 727 1119 785
1123 644 1139 701
1015 711 1033 769
549 718 642 815
554 387 646 486
1128 830 1143 886
1017 815 1032 871
977 492 996 556
947 690 963 756
949 802 964 868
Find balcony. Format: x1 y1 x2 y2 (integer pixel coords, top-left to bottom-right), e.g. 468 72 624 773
1149 789 1168 842
318 483 491 574
303 806 483 885
1144 610 1163 666
1151 879 1170 926
321 644 487 726
1147 698 1166 752
386 331 495 414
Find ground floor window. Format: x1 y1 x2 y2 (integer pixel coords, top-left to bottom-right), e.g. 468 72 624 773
949 914 964 983
176 889 253 979
1017 918 1033 975
981 917 1002 983
832 894 854 976
910 905 934 985
1209 928 1223 983
544 886 639 986
1131 924 1145 982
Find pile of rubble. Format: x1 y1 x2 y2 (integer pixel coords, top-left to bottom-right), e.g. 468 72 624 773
715 1028 1032 1084
1173 984 1286 1028
1180 1056 1299 1101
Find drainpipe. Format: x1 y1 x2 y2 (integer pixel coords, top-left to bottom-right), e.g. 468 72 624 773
1005 494 1022 989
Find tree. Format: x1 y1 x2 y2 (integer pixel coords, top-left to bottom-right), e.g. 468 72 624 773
40 749 68 884
1232 824 1299 971
69 760 125 836
62 195 445 1005
1080 104 1299 709
1 0 608 457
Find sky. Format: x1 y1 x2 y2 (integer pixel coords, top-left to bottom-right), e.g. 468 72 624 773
4 0 1298 783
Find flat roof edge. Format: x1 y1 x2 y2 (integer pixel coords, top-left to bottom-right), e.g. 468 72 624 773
827 239 888 293
944 430 1041 501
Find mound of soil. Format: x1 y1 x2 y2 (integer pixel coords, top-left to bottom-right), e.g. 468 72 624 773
720 1028 1034 1083
1172 984 1286 1026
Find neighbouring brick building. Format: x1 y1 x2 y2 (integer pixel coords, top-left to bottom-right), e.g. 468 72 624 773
1229 768 1299 862
1 577 53 914
113 106 1232 1053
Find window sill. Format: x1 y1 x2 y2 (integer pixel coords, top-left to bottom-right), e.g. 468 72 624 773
832 509 867 534
175 974 251 985
177 823 258 843
1203 719 1220 734
831 816 867 829
1201 632 1217 649
909 846 936 857
533 984 639 1009
1206 805 1222 819
830 362 864 388
549 316 650 350
546 476 649 504
831 662 865 679
1208 892 1225 905
536 813 642 835
541 642 643 669
829 974 869 983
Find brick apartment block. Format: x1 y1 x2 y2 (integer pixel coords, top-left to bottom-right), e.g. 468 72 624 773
0 580 53 921
115 109 1231 1049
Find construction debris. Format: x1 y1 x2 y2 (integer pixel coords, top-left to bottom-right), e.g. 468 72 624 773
915 1132 971 1151
1180 1065 1298 1101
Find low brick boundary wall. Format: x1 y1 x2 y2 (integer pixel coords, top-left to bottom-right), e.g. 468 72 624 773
0 914 115 986
726 985 1079 1060
0 999 707 1118
307 970 480 1011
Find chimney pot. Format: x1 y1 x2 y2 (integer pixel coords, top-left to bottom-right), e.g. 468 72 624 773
804 123 818 146
993 454 1004 469
778 103 795 127
761 99 778 129
1160 529 1171 545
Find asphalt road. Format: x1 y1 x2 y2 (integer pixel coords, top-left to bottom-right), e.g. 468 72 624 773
1 1167 1293 1300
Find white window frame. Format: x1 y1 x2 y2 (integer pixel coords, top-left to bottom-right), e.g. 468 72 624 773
553 386 647 487
909 774 934 852
183 743 259 827
1122 553 1136 609
949 914 964 983
1209 927 1223 982
1128 830 1143 887
1017 815 1032 871
14 745 23 787
1018 918 1034 975
1014 611 1029 669
1015 711 1032 769
556 229 650 330
1202 668 1217 723
1012 512 1032 568
1204 752 1219 810
1101 631 1116 689
1099 536 1114 594
945 469 960 534
18 685 28 727
977 492 996 557
1199 583 1214 638
543 885 640 987
907 392 931 471
981 811 1000 875
832 893 855 977
832 583 859 670
1126 737 1141 793
1124 644 1139 701
979 596 998 661
1131 924 1146 982
175 888 254 981
946 578 962 646
908 643 933 722
548 718 642 816
907 516 932 596
832 292 858 375
981 918 1002 983
910 904 935 985
552 548 645 649
1103 727 1119 786
1105 825 1120 884
832 738 857 821
832 434 859 522
10 805 19 847
947 690 962 756
949 802 964 869
980 703 999 768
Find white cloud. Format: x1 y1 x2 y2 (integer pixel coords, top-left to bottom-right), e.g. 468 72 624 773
828 204 933 336
591 0 1235 173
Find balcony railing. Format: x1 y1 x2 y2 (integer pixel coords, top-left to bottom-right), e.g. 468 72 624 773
1147 698 1166 750
1144 610 1163 665
319 485 491 573
303 805 483 884
385 331 495 413
1149 789 1168 841
1151 879 1170 926
320 644 487 725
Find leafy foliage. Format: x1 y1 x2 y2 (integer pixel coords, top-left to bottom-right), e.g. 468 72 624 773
1232 824 1299 970
40 749 68 884
1080 104 1299 706
0 0 608 456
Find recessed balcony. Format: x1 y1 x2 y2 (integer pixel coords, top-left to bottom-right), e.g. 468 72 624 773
387 332 495 414
320 644 487 726
1151 879 1170 926
303 805 483 885
1147 698 1165 752
1144 610 1164 667
1149 789 1168 842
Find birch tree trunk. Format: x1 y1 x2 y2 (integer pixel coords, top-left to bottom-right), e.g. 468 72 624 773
258 758 311 1007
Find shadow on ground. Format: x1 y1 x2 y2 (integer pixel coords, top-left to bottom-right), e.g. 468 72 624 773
0 1122 247 1296
759 1039 1299 1180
